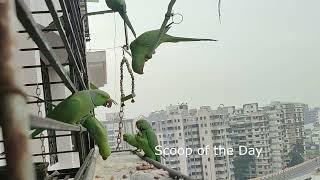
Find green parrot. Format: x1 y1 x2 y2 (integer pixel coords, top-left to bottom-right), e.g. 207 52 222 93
123 133 142 151
136 119 160 162
130 27 217 74
31 89 114 137
135 132 157 161
82 115 111 160
105 0 136 37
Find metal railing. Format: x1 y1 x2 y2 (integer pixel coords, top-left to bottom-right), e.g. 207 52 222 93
0 0 96 179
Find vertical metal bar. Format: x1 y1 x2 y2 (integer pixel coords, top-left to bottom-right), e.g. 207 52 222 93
69 0 84 50
68 0 88 84
73 148 95 180
15 0 77 93
0 0 35 180
74 132 85 165
45 0 87 89
59 0 86 75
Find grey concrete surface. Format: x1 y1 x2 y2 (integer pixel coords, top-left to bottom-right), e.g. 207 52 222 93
94 151 172 180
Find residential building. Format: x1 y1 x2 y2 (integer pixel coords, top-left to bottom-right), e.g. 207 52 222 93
146 102 307 180
271 101 307 164
101 113 136 151
305 107 320 125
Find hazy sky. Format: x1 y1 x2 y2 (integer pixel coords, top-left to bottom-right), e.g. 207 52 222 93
87 0 320 118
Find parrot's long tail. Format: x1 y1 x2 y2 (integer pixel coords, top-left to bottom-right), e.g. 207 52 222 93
119 12 136 38
31 128 44 138
164 35 217 43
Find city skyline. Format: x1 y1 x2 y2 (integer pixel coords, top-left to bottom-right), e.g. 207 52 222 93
87 0 320 118
96 100 320 119
100 100 320 179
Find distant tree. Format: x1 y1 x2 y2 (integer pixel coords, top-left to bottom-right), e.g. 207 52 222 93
233 154 255 180
288 144 304 167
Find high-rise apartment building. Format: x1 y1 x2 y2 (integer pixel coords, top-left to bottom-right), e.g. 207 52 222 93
146 102 307 180
100 113 136 151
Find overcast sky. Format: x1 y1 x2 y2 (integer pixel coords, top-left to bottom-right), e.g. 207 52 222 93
87 0 320 118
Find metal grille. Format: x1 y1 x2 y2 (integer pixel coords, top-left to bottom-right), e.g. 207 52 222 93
0 0 95 179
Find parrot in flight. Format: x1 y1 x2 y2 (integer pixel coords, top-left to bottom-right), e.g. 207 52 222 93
105 0 136 37
82 115 111 160
136 119 160 162
130 27 217 74
31 89 115 138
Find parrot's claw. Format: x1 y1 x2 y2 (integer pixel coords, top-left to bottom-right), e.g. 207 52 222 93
132 148 141 153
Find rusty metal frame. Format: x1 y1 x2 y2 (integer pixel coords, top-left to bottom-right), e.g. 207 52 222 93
45 0 87 89
0 0 97 179
0 0 35 179
15 0 78 93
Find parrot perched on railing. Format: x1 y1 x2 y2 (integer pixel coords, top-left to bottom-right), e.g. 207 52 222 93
31 89 115 138
136 119 160 162
82 115 111 160
105 0 136 37
135 132 157 161
130 27 217 74
123 133 142 151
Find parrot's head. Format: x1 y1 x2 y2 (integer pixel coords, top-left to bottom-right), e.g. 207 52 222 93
130 42 148 75
90 89 115 108
136 119 152 131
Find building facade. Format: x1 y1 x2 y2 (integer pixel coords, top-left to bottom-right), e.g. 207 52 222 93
100 113 136 151
147 102 307 180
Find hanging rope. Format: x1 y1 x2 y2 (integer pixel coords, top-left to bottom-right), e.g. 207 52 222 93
115 51 125 151
115 49 135 151
120 55 135 103
115 11 137 151
35 82 46 163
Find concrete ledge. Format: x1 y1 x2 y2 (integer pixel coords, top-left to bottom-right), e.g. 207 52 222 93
94 151 172 180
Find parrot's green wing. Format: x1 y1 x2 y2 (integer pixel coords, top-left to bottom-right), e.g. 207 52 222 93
136 133 156 161
145 129 160 162
47 97 82 123
136 119 160 162
124 133 142 149
31 90 112 138
31 98 81 138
